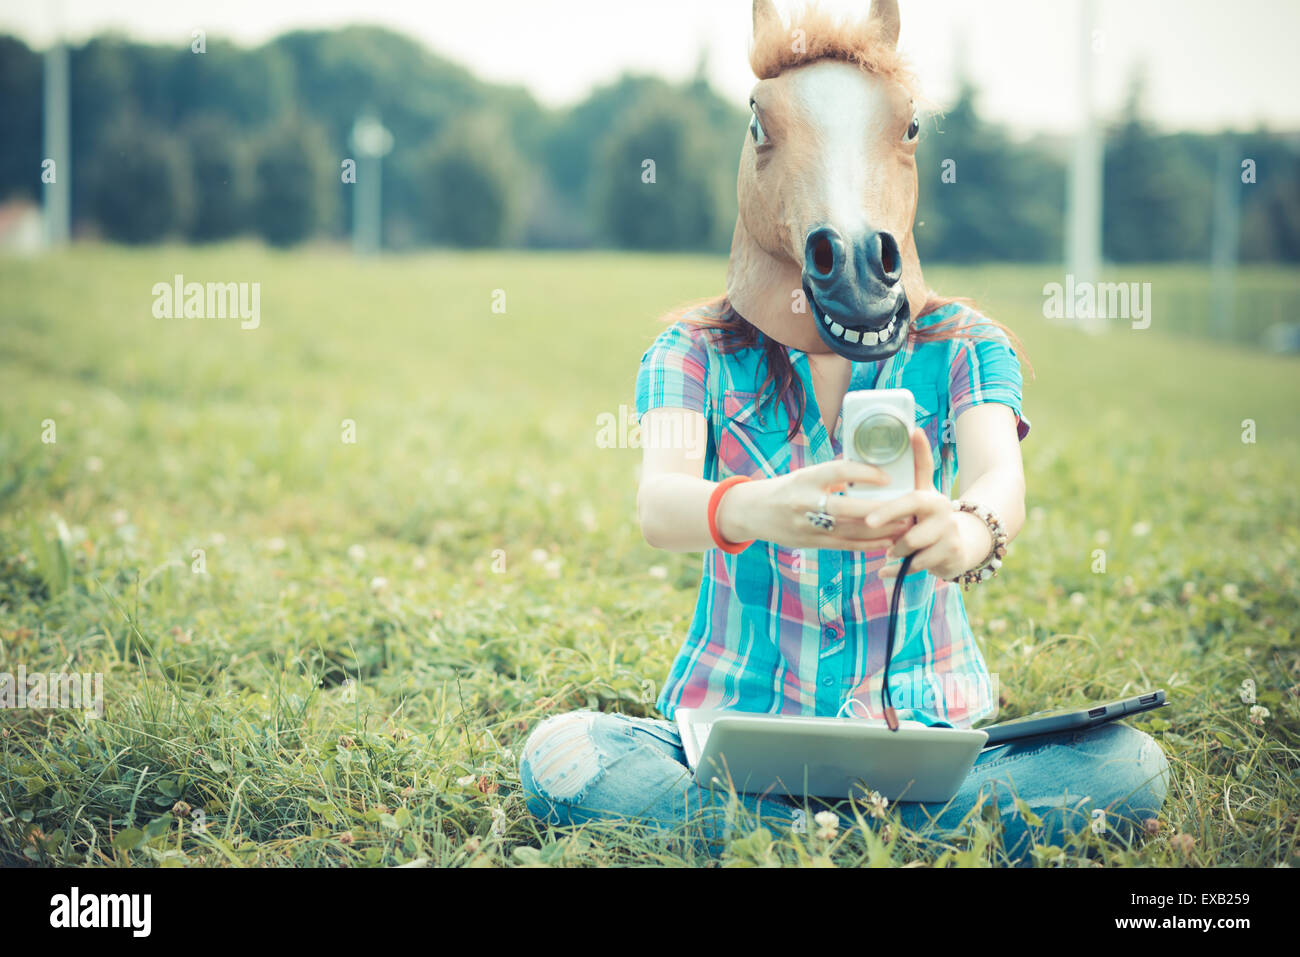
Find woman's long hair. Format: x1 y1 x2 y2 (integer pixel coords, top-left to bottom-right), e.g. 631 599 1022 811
666 293 1031 442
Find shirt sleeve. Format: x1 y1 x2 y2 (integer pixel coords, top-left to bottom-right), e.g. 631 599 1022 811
635 320 709 422
948 311 1031 441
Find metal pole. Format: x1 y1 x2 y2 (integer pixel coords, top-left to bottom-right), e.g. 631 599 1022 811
350 110 392 256
1065 0 1102 326
42 40 70 247
1209 139 1240 338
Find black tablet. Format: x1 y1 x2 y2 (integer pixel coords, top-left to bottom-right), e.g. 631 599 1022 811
977 690 1167 747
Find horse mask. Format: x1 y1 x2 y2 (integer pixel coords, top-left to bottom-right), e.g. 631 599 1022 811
726 0 928 363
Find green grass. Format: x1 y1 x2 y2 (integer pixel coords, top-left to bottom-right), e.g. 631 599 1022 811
1 245 1297 867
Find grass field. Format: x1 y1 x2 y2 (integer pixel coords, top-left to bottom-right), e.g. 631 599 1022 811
1 245 1298 867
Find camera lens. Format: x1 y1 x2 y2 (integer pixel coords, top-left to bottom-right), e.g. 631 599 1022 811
853 413 909 464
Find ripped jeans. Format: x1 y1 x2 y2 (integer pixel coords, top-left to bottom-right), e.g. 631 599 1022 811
518 710 1171 864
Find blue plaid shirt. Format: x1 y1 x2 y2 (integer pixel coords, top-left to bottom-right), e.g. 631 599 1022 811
635 301 1030 727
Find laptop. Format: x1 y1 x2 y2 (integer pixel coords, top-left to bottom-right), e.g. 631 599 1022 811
675 707 988 803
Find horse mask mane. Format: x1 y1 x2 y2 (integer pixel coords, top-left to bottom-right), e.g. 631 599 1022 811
726 0 928 362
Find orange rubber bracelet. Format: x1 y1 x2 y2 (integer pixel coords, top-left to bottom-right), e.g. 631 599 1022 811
707 475 754 554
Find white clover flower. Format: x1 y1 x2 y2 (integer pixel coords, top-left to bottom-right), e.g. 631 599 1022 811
543 559 562 578
648 565 668 580
530 548 548 564
1138 601 1156 615
110 509 129 527
411 554 427 571
1131 521 1152 537
1069 592 1086 609
814 810 839 840
868 790 889 820
1222 584 1239 601
369 576 388 593
1239 678 1257 705
266 536 286 553
86 456 104 473
1249 705 1269 726
347 544 367 562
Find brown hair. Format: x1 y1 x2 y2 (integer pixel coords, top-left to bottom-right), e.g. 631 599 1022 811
666 295 1031 442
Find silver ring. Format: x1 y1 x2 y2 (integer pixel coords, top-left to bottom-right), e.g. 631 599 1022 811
806 493 835 531
806 510 835 531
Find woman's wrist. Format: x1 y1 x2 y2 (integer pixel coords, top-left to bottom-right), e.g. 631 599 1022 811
715 477 764 545
953 508 995 572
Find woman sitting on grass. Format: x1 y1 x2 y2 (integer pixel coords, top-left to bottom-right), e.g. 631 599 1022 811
518 0 1169 863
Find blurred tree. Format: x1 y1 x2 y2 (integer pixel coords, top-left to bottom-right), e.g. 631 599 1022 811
84 112 192 243
591 93 721 251
68 37 137 227
251 115 336 247
914 80 1065 263
2 25 1297 262
545 75 743 251
1237 135 1300 263
1103 71 1209 261
163 42 294 128
0 36 41 202
182 113 250 242
412 113 523 248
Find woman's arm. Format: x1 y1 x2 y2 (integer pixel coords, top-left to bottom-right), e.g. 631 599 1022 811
636 408 913 553
871 402 1027 580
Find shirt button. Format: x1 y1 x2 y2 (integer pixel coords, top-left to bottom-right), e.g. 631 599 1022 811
823 625 838 640
821 676 835 687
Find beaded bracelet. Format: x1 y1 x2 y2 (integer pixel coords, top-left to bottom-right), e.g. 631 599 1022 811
949 499 1008 589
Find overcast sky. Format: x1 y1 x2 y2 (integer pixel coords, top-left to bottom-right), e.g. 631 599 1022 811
4 0 1298 135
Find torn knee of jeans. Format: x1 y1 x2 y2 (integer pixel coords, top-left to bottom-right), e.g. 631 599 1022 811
522 711 605 803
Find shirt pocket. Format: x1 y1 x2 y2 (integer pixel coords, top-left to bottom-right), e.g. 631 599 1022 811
716 389 791 478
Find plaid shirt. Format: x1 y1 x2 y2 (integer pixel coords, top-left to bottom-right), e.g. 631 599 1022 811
635 302 1030 728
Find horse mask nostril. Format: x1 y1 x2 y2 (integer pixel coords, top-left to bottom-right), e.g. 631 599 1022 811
805 227 842 280
876 231 902 284
813 238 834 277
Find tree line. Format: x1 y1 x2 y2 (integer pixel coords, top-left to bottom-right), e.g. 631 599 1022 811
0 27 1296 261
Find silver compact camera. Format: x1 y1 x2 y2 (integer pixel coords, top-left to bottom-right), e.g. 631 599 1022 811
841 388 915 500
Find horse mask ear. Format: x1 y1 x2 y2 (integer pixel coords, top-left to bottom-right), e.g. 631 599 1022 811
752 0 779 38
869 0 901 47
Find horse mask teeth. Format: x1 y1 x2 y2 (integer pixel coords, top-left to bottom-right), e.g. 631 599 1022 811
803 276 912 362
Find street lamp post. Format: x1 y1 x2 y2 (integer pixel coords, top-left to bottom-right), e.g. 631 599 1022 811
350 110 394 256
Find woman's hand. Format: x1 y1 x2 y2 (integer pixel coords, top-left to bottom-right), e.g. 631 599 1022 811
715 459 914 552
869 429 992 581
